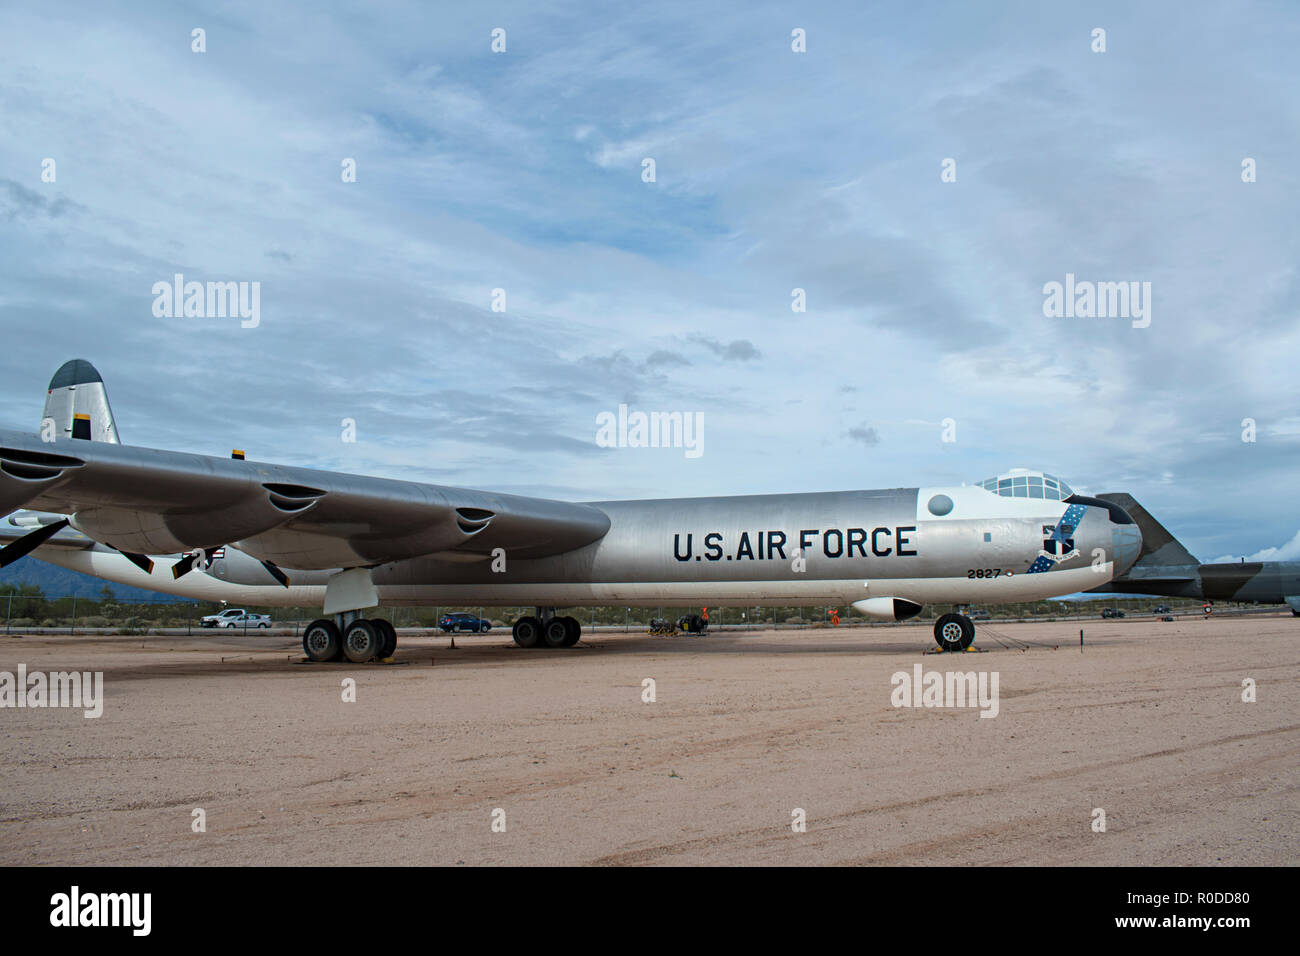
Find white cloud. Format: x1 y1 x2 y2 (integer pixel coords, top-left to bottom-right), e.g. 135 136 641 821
1212 529 1300 564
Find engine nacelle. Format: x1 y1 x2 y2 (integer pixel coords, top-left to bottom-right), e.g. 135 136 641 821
0 446 84 514
202 546 332 587
852 597 924 621
70 482 325 554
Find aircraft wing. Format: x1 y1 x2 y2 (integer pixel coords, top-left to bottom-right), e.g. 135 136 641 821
0 428 610 569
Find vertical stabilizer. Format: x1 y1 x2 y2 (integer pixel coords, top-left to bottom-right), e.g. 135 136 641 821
41 359 120 443
1096 492 1198 567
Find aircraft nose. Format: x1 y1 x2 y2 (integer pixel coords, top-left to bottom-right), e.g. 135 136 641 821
1066 494 1143 573
1111 524 1142 573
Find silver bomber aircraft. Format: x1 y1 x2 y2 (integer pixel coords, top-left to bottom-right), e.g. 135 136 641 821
0 360 1142 660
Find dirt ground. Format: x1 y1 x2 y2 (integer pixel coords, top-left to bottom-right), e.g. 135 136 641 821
1 614 1295 866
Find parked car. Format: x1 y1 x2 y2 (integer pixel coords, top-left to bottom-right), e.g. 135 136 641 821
968 608 991 620
439 613 491 633
201 608 271 629
1101 607 1126 619
1152 604 1171 614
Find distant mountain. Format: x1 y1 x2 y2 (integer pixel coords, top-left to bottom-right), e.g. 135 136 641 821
0 557 190 603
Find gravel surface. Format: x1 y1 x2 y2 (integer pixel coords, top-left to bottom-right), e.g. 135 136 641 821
1 614 1295 865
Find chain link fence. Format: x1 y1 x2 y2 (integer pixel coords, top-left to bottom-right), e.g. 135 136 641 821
0 586 1225 637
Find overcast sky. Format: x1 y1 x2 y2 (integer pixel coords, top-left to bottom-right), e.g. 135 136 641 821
1 1 1297 563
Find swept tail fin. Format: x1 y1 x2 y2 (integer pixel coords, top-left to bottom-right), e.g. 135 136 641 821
41 359 120 443
1097 492 1198 567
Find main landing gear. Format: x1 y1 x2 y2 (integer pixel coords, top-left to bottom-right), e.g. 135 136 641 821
512 607 581 649
302 615 397 663
933 612 975 652
303 570 398 663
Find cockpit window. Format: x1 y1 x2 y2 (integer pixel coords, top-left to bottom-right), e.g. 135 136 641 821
974 470 1073 500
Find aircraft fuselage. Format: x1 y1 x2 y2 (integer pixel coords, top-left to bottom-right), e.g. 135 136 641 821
31 484 1140 612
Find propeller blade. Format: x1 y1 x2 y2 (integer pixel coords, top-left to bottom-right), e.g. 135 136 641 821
260 560 290 588
171 552 198 579
0 518 70 568
172 547 225 579
114 549 155 575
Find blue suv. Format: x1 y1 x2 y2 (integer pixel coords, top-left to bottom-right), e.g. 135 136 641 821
439 613 491 633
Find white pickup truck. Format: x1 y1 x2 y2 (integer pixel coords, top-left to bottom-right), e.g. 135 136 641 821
201 608 272 629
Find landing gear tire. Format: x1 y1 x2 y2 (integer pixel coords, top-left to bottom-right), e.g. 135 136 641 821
513 616 542 648
303 619 342 662
559 616 580 647
543 617 571 648
374 619 397 659
934 613 974 652
343 619 383 663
